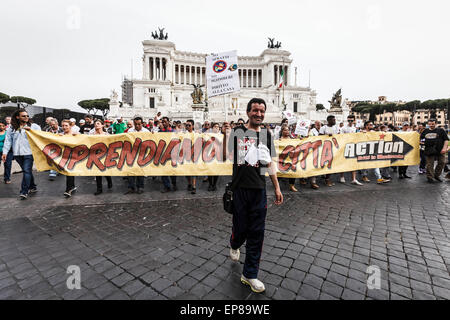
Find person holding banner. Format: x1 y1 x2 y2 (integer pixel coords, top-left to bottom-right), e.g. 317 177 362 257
339 115 363 186
2 109 41 200
361 121 390 184
161 117 177 193
308 121 321 189
228 98 283 294
207 123 221 191
185 120 197 194
125 117 149 194
279 124 298 192
319 115 339 187
58 120 78 198
91 119 113 195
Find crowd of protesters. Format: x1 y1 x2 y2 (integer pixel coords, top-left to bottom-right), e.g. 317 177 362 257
1 109 449 200
2 101 448 296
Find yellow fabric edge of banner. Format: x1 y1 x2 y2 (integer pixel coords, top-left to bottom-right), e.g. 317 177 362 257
26 130 420 178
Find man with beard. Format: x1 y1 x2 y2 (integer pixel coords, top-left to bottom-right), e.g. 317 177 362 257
227 98 283 293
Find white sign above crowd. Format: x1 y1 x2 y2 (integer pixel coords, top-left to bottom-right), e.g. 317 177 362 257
206 50 240 98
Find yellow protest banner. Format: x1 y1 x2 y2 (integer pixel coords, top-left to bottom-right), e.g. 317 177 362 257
27 130 420 177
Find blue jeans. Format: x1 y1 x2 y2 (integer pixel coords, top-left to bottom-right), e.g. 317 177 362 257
128 176 144 190
14 155 36 195
4 150 13 182
162 176 176 189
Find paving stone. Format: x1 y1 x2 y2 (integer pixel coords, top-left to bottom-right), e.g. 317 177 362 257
111 272 134 287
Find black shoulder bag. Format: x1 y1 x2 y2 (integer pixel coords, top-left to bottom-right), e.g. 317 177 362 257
223 166 245 214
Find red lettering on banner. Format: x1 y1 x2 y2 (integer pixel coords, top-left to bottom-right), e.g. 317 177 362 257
86 143 107 170
153 140 166 165
42 144 62 166
192 137 204 163
160 139 180 166
58 146 73 169
67 145 89 170
202 137 217 163
137 140 157 166
278 145 295 172
117 139 141 170
177 138 192 164
104 141 123 168
320 140 334 169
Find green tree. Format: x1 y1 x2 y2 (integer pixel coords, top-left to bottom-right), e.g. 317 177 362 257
316 103 325 111
0 106 17 119
9 96 36 105
0 92 10 104
78 98 110 117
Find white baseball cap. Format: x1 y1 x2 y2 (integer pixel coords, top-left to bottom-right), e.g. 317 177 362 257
69 118 76 123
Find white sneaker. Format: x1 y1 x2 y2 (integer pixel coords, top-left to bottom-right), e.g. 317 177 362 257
340 177 346 183
230 248 240 262
241 275 265 293
352 180 363 186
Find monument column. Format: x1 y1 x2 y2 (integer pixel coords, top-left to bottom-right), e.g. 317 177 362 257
152 57 156 81
194 66 197 85
184 65 187 85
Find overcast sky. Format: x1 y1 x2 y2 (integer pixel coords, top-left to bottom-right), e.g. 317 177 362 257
1 0 449 112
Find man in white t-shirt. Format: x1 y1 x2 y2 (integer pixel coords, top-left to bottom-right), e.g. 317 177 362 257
125 117 149 194
339 115 363 186
319 116 339 187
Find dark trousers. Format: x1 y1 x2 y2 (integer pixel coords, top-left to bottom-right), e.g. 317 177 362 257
208 176 218 187
399 166 408 176
288 178 295 185
162 176 177 189
14 155 36 195
426 154 446 179
128 176 144 190
4 150 14 182
419 150 426 170
96 176 112 190
66 176 75 192
230 188 267 279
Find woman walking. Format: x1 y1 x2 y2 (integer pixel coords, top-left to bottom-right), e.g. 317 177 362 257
1 109 41 200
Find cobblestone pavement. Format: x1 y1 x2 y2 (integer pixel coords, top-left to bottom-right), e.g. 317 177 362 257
0 168 449 300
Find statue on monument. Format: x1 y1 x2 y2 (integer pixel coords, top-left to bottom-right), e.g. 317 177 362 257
329 89 343 110
151 27 168 40
191 84 205 105
267 37 282 49
110 89 119 103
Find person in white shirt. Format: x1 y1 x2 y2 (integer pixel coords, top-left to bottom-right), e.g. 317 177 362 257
339 115 363 186
69 118 80 134
308 121 321 189
309 120 322 137
319 116 339 187
125 117 149 194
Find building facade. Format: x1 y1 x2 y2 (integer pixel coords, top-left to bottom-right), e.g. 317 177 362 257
109 39 318 123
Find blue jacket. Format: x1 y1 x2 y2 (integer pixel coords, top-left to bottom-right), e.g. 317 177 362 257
2 124 41 156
